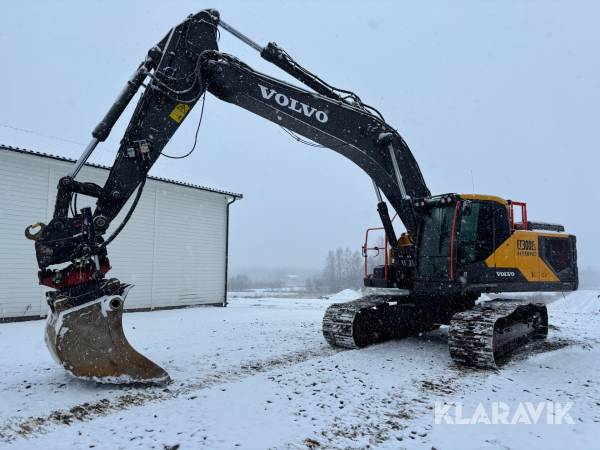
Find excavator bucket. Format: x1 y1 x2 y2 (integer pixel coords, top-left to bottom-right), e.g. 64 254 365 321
45 287 170 384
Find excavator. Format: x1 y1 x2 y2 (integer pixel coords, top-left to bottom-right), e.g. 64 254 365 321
24 9 578 383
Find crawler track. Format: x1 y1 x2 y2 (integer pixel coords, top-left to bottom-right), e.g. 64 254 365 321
322 295 436 349
448 300 548 368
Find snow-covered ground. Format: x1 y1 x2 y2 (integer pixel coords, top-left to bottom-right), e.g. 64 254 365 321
0 291 599 449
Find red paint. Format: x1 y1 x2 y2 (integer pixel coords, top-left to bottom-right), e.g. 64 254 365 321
363 227 388 279
509 201 528 230
362 212 398 280
449 200 461 281
39 262 111 289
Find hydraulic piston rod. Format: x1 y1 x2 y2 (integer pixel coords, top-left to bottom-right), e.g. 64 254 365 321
218 19 345 102
219 19 263 52
69 60 153 179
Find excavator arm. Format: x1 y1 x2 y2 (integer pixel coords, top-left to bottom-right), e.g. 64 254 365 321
26 9 220 384
32 10 219 278
199 50 430 233
26 9 430 384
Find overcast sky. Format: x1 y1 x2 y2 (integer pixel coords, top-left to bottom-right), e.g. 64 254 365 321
1 0 599 275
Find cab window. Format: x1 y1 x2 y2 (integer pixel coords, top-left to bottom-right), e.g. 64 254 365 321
458 201 510 265
417 205 455 279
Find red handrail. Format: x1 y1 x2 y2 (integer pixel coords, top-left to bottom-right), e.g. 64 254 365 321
362 212 398 280
509 201 528 230
363 227 388 279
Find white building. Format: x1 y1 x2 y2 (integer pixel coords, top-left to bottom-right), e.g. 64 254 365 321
0 145 241 321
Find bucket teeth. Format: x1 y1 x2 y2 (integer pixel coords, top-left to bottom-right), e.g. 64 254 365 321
45 290 170 384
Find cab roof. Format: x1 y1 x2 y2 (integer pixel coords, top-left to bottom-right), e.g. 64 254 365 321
459 194 508 206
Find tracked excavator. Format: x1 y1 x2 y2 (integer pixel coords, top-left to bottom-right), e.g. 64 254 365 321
25 9 578 383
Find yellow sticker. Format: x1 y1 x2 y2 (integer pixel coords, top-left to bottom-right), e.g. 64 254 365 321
169 103 191 123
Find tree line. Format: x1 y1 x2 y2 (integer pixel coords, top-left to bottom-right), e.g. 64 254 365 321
306 248 363 293
229 243 386 294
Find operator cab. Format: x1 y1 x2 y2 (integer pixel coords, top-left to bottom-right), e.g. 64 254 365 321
364 194 578 294
413 194 509 285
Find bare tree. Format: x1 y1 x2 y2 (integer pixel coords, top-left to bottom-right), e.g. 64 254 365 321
317 247 363 293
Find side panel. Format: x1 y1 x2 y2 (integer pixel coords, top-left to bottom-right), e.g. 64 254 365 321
485 230 571 282
465 230 578 291
485 228 516 270
485 231 559 282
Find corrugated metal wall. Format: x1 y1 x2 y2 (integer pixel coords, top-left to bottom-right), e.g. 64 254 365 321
0 149 231 319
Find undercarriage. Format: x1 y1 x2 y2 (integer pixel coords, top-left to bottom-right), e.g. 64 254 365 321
323 291 549 369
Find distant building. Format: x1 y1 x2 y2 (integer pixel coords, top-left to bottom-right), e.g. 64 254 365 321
0 145 242 321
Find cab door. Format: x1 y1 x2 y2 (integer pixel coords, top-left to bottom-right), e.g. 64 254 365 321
456 200 511 275
416 204 456 281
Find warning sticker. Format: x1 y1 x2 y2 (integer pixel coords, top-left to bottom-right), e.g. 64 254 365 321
169 103 191 123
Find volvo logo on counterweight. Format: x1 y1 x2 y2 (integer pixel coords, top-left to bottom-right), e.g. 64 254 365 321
258 84 329 123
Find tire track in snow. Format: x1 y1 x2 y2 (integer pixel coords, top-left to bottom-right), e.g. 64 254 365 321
0 345 343 442
281 338 589 449
2 316 585 443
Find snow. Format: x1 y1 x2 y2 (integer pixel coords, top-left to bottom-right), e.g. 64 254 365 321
0 291 599 449
327 289 362 301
